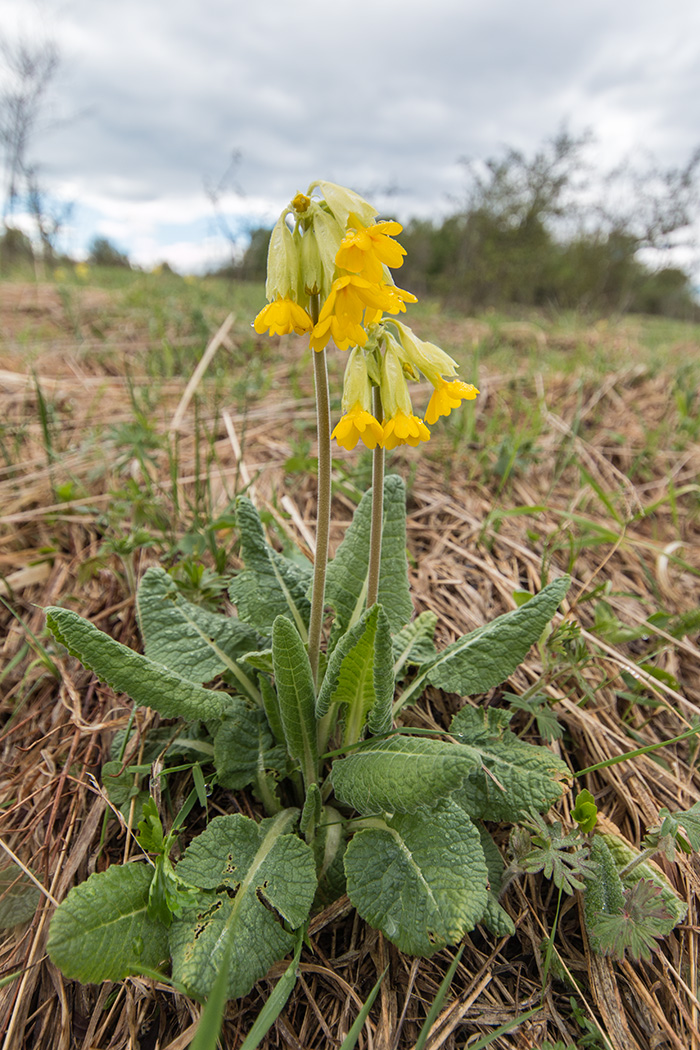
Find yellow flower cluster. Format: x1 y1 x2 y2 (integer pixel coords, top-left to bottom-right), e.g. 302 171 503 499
253 182 478 451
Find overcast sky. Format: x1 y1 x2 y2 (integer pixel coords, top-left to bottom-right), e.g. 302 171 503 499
2 0 699 271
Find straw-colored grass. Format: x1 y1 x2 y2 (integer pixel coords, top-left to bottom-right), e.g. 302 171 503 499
1 274 699 1049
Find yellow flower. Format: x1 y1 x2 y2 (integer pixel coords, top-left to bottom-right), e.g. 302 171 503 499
424 379 479 425
379 340 431 450
310 275 399 352
336 215 407 283
332 346 383 450
254 298 313 336
383 411 431 450
332 405 384 450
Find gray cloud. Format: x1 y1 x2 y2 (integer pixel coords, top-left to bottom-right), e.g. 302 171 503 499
3 0 699 265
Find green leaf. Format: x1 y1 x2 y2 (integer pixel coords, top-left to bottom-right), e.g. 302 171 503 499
313 806 347 907
136 566 259 685
325 474 412 638
424 577 570 696
316 605 394 741
331 735 481 815
170 811 316 1000
518 813 594 895
450 707 571 820
668 800 700 851
47 863 169 982
476 827 516 938
213 698 287 790
229 498 311 638
0 864 41 928
572 789 598 833
46 607 236 721
584 836 625 945
598 831 688 927
271 617 318 789
392 611 438 676
344 800 488 956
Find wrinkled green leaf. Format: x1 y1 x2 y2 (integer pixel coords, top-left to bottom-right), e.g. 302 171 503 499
424 577 570 696
214 698 287 790
325 475 412 638
136 566 259 684
450 707 571 820
47 863 169 982
316 604 394 740
476 826 515 938
392 611 438 675
171 811 316 1000
272 617 318 789
344 800 488 955
229 499 311 637
0 864 41 928
46 607 235 721
331 734 481 815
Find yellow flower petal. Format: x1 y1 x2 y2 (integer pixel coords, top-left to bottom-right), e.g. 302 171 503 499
331 404 384 450
424 380 479 425
382 411 431 451
254 298 313 337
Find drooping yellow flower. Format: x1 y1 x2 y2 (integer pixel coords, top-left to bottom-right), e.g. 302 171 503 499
254 298 313 337
390 320 479 424
383 411 431 450
336 215 407 283
332 405 384 450
310 275 400 352
332 346 384 450
424 379 479 425
379 340 431 450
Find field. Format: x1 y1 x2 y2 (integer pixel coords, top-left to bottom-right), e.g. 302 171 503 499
1 268 700 1049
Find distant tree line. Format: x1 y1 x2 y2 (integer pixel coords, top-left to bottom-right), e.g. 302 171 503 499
235 132 700 319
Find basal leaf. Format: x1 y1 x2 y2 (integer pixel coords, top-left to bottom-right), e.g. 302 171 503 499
450 707 571 820
392 611 438 676
137 566 259 685
46 607 235 721
316 605 394 741
344 800 488 956
0 864 41 928
272 617 318 789
213 699 288 790
424 577 570 696
47 863 169 983
229 498 311 637
325 475 412 638
476 826 515 938
331 735 481 815
171 811 316 1000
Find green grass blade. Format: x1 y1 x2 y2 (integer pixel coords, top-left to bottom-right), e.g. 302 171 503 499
338 966 388 1050
414 945 464 1050
238 934 303 1050
460 1006 540 1049
189 928 235 1050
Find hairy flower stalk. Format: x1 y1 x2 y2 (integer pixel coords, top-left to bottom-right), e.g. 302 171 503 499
367 384 385 610
308 296 331 686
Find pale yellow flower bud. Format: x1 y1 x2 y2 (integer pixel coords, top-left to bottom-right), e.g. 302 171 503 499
265 214 301 303
311 181 378 228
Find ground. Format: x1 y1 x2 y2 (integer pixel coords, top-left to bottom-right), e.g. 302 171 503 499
1 270 699 1049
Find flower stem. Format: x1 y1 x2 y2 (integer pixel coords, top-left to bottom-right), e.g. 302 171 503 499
367 385 385 609
308 294 331 687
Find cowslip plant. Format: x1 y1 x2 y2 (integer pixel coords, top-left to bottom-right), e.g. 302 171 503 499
45 181 575 1003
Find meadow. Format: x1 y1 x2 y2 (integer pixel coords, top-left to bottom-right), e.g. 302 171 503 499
1 266 699 1049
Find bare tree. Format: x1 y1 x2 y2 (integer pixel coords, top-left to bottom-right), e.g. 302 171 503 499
0 31 59 219
0 24 63 272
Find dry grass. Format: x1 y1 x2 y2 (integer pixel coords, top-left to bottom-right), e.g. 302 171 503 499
1 278 699 1049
